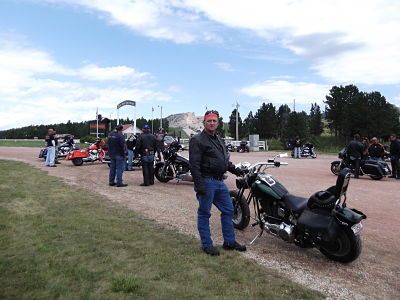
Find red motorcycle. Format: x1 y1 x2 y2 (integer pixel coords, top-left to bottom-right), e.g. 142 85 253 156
65 139 107 166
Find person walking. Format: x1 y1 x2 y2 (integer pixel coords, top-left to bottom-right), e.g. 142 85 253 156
108 125 127 187
189 110 246 256
388 134 400 179
135 124 158 186
346 134 365 178
126 134 136 171
368 137 384 160
45 128 57 167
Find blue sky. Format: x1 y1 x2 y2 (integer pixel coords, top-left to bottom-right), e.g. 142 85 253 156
1 0 399 130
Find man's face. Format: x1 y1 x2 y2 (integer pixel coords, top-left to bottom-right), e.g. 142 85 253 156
371 138 377 144
390 135 396 141
203 115 219 133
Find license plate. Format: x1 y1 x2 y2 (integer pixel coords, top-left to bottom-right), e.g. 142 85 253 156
351 222 363 234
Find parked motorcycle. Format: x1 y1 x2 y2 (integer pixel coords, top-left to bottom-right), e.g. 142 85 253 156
155 141 192 182
230 154 366 263
103 151 142 170
65 139 106 166
301 143 317 158
237 141 250 153
38 140 78 160
331 148 391 180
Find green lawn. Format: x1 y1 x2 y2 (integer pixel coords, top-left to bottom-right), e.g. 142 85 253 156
0 160 323 299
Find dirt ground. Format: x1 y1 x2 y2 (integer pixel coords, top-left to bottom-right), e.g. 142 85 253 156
1 147 399 299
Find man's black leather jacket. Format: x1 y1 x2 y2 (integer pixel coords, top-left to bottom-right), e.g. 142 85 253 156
189 131 236 193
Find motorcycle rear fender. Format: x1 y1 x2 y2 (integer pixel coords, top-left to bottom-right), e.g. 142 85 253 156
335 207 366 226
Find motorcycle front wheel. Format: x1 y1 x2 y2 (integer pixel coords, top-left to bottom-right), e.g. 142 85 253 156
319 227 362 263
72 158 84 166
154 163 172 183
229 190 250 230
330 162 341 175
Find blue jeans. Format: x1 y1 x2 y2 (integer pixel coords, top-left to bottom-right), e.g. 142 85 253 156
294 147 301 158
45 146 56 166
196 177 235 248
109 155 125 185
127 149 134 170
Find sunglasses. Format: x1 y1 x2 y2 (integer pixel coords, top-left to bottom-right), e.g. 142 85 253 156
204 110 219 117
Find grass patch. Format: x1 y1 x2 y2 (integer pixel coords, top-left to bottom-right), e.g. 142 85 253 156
0 160 323 299
0 140 45 147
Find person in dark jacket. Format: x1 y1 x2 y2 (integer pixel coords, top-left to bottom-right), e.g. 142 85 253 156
126 134 136 171
108 125 127 187
189 110 246 256
368 137 384 160
346 134 364 178
135 124 158 186
389 134 400 179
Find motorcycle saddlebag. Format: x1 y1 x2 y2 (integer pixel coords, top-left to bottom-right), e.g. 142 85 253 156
297 209 339 242
362 161 383 176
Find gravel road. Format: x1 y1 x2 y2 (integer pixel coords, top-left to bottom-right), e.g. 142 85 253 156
1 147 399 299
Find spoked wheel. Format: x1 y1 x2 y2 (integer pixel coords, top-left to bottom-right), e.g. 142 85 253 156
330 162 341 176
154 163 173 183
230 190 250 230
319 228 362 263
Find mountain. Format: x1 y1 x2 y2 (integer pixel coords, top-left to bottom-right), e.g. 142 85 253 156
166 112 203 131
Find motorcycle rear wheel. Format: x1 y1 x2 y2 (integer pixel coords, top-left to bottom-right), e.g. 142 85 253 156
319 227 362 263
155 163 172 183
369 174 383 180
230 190 250 230
330 162 341 176
72 158 84 166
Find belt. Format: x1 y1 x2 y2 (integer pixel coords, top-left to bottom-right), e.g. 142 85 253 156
203 175 224 181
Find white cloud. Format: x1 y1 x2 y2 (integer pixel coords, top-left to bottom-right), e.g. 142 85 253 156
240 80 330 106
0 39 170 130
78 64 150 82
55 0 400 85
215 62 236 72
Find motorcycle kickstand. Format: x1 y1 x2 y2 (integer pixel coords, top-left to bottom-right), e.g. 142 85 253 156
250 228 264 245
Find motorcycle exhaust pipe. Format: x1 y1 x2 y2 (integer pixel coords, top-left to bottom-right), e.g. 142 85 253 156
177 173 193 182
264 221 294 242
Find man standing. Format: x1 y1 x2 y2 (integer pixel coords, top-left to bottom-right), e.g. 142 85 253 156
389 134 400 179
368 137 384 160
346 134 365 178
135 124 158 186
126 134 136 171
189 110 246 256
45 128 57 167
108 125 127 187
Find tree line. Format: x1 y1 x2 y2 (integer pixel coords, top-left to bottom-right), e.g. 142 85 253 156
0 117 168 140
227 84 400 143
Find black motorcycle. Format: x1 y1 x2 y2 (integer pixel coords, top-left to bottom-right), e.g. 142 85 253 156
230 155 366 263
301 143 317 158
330 148 391 180
155 141 192 182
237 141 250 153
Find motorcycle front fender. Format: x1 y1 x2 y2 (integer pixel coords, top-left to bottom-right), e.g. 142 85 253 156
155 161 165 168
331 160 341 165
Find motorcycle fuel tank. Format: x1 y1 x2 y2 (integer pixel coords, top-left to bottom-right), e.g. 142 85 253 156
252 174 288 200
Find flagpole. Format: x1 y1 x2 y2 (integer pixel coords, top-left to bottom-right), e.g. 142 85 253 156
96 107 99 138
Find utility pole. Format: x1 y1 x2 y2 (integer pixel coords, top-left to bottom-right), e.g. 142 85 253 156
293 98 296 112
235 101 240 141
151 107 154 134
158 105 163 129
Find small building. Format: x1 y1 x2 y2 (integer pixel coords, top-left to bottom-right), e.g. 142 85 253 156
121 124 142 138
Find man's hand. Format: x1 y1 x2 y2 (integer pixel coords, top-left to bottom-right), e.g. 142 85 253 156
234 167 245 176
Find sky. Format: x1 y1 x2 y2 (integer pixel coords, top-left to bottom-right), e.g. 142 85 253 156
0 0 400 131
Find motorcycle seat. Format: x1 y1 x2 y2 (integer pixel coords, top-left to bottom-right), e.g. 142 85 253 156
282 194 308 212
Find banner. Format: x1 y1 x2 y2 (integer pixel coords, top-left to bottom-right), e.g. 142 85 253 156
117 100 136 109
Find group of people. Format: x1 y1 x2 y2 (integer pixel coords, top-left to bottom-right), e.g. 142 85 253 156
107 124 164 187
346 133 400 179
